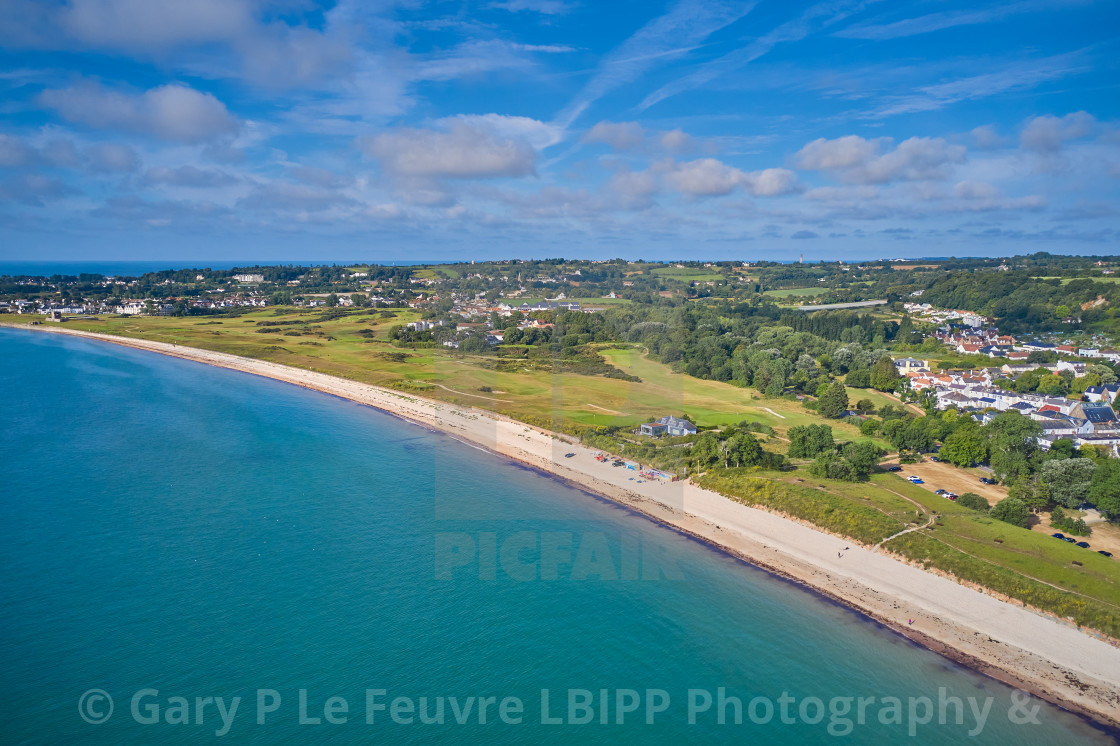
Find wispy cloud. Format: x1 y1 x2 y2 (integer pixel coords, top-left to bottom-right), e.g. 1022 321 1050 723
638 0 884 112
866 51 1090 118
835 0 1089 41
552 0 755 130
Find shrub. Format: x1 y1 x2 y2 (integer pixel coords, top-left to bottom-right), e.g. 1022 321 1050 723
990 497 1031 528
956 492 989 512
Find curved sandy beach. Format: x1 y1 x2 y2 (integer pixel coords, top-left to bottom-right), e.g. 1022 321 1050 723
10 324 1120 729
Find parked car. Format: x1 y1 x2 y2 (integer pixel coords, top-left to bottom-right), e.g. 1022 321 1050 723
1076 542 1091 549
1051 533 1066 539
1063 537 1077 543
945 492 957 499
935 489 947 495
564 453 576 458
931 456 941 462
1099 551 1113 558
887 466 902 472
980 477 996 485
907 476 924 484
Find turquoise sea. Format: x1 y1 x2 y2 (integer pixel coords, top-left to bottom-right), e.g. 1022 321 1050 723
0 327 1114 744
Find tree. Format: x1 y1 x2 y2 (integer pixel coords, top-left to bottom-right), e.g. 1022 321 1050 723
843 440 881 475
325 293 339 307
859 418 880 437
788 424 834 459
691 432 722 470
939 423 987 467
350 293 367 308
809 452 859 481
1047 439 1078 460
725 432 763 468
983 412 1041 483
846 369 871 388
1088 459 1120 522
818 382 849 419
957 493 989 512
870 355 901 392
1008 476 1050 512
855 399 876 414
990 497 1031 528
1040 458 1096 508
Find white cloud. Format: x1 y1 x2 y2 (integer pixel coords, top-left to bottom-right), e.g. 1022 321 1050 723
663 158 745 196
605 168 660 209
39 82 239 143
60 0 252 50
453 114 563 150
794 135 965 184
360 120 538 179
794 135 884 170
489 0 572 14
659 129 693 153
953 180 1001 201
238 181 357 213
85 142 140 172
744 167 800 196
1021 111 1096 152
144 165 239 188
583 122 646 151
0 134 37 168
971 125 1006 150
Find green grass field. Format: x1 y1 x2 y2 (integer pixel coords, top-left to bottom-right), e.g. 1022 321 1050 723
651 266 725 283
762 286 822 298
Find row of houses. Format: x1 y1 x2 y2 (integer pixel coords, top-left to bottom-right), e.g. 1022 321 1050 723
906 365 1120 454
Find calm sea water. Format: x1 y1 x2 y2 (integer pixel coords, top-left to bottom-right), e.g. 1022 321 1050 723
0 260 457 277
0 328 1113 745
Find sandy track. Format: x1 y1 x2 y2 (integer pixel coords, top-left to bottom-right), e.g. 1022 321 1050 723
9 323 1120 728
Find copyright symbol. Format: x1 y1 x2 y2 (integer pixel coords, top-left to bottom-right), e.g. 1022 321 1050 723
79 689 113 724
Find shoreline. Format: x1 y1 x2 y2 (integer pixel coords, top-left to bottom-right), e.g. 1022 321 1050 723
8 323 1120 731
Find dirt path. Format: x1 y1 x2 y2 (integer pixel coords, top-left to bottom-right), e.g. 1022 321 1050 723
760 407 786 419
877 513 936 548
585 403 621 414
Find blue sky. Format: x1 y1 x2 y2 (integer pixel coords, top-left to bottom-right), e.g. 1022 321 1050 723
1 0 1118 262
